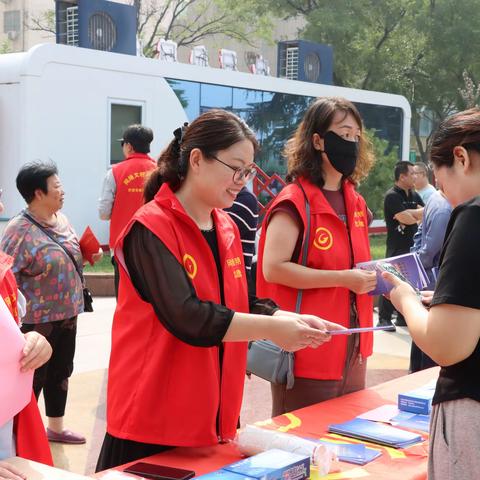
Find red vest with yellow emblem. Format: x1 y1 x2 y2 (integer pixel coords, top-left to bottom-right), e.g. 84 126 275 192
110 153 156 248
107 183 249 446
257 178 373 380
0 260 52 465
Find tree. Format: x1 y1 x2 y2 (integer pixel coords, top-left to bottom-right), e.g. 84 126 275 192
0 40 12 54
261 0 480 163
28 0 273 58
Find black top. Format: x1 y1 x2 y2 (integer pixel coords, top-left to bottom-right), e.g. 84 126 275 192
384 185 424 254
431 196 480 405
224 187 258 272
123 222 278 348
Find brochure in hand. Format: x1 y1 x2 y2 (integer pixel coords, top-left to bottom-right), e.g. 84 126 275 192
328 418 423 449
356 252 429 296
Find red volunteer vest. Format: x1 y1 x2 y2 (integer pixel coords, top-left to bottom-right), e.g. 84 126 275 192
107 183 249 446
257 178 373 380
0 266 52 466
110 153 156 248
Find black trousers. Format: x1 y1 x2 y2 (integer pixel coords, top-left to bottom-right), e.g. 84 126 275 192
21 316 77 418
96 433 172 472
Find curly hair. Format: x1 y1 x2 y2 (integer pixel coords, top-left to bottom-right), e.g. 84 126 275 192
285 97 375 186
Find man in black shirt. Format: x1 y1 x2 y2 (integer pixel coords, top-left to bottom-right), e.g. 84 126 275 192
378 161 424 328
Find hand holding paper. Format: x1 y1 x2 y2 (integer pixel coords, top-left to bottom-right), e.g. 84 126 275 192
79 226 102 266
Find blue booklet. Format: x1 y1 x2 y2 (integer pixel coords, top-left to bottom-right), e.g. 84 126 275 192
356 252 429 296
328 418 423 449
318 440 381 465
390 411 430 433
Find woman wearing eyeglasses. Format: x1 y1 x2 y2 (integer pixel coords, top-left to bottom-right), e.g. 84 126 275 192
257 97 377 416
96 109 345 471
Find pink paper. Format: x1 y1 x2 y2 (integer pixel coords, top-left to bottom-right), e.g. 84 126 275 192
0 297 33 426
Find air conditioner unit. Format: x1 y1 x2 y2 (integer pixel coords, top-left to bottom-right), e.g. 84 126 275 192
7 30 19 41
55 0 137 55
277 40 333 85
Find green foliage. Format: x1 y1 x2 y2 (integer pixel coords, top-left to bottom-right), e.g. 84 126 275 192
84 252 114 273
0 40 12 54
358 131 398 219
369 234 387 260
262 0 480 161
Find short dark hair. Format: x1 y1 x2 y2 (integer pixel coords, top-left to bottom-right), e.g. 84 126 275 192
122 124 154 154
16 161 58 204
394 161 414 181
429 107 480 168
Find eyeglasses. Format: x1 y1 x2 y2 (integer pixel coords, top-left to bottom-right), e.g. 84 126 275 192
211 155 258 184
120 140 126 147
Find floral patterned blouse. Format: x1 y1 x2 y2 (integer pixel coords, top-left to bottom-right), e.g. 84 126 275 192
0 210 84 324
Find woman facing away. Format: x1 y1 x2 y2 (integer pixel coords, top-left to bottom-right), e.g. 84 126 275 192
96 109 345 471
257 97 377 416
383 108 480 480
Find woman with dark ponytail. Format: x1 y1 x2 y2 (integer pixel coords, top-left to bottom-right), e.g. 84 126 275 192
96 109 344 470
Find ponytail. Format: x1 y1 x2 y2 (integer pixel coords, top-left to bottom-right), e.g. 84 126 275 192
144 111 257 202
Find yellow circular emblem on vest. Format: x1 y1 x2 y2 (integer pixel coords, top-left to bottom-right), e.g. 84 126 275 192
183 254 198 279
313 227 333 250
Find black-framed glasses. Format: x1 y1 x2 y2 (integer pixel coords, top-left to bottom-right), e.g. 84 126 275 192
211 155 258 184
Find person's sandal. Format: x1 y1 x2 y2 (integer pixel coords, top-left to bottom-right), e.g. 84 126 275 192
46 428 86 444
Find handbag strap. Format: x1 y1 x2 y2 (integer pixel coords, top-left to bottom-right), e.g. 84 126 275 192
294 182 311 314
23 212 85 285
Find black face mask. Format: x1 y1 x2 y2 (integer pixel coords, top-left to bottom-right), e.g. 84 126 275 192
319 130 359 177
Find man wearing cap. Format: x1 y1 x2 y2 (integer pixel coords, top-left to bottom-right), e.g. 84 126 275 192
98 125 156 297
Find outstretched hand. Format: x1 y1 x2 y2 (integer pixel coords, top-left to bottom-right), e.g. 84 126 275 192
381 270 418 314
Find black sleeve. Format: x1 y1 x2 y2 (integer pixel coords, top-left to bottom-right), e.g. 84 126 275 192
249 295 279 315
123 222 235 347
384 191 407 217
431 202 480 310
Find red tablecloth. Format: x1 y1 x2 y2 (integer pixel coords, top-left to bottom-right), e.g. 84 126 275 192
96 367 439 480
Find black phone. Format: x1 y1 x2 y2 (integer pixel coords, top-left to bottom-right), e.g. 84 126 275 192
123 462 195 480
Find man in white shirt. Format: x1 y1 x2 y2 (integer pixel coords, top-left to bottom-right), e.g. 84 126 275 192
414 162 436 204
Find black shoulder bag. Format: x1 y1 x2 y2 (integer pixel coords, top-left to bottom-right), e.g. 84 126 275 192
23 212 94 312
246 183 310 389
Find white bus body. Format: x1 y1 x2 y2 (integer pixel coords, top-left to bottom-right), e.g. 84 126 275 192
0 43 410 243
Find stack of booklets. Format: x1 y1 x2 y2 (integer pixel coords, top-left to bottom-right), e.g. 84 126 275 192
328 418 423 449
196 449 310 480
398 380 436 415
318 440 381 465
356 252 429 295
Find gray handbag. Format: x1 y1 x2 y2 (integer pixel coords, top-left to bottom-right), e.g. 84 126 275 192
246 184 310 390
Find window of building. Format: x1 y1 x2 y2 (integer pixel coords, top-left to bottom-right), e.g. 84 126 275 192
109 103 143 165
166 78 403 175
3 10 21 33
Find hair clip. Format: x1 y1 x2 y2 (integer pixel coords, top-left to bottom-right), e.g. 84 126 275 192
173 122 189 145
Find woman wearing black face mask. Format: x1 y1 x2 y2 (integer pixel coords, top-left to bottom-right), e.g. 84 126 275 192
257 97 377 415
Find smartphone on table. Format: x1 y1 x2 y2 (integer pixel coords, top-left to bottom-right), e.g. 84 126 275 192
123 462 195 480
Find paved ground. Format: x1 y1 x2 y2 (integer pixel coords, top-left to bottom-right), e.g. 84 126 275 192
36 297 412 475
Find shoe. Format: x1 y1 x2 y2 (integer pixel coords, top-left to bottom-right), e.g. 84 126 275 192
395 317 407 327
46 428 86 444
376 319 396 331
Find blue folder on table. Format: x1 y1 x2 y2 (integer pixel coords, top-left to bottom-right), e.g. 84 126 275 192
328 418 423 449
318 440 381 465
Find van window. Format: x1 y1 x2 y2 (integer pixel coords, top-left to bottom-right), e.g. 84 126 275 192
110 104 142 164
